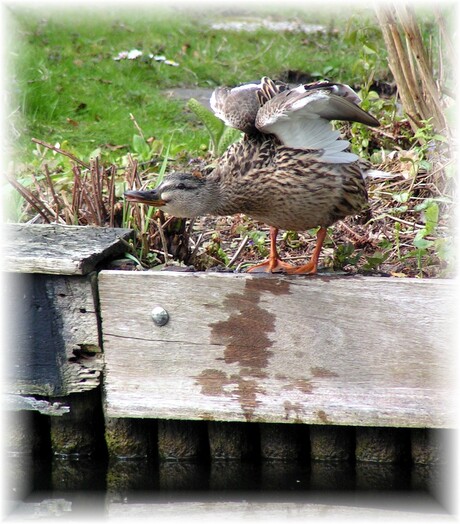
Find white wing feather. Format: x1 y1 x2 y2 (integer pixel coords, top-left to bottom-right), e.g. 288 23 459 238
256 90 364 163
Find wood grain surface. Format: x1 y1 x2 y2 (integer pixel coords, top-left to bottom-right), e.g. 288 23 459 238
100 270 456 428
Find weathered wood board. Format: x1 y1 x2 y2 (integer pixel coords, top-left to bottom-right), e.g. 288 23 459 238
5 224 134 397
4 223 133 275
6 272 102 395
100 271 456 428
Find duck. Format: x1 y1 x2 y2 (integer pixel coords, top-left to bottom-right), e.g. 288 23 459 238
125 76 380 273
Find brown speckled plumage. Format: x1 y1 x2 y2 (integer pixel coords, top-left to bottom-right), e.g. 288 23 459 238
209 137 367 231
125 77 380 273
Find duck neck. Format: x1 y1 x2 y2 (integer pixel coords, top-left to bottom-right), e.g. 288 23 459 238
203 136 270 216
203 170 233 215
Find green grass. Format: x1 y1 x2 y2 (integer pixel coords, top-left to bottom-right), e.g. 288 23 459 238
5 5 454 277
8 5 392 163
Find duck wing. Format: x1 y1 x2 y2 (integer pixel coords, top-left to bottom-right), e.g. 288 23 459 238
256 80 379 163
210 78 289 134
210 83 262 134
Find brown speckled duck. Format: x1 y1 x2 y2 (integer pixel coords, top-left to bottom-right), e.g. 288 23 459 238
125 77 380 273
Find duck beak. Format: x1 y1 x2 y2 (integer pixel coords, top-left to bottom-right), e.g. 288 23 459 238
124 189 166 207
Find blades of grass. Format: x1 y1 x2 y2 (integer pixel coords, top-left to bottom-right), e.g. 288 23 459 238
156 132 174 183
144 135 173 230
122 156 140 229
124 252 146 269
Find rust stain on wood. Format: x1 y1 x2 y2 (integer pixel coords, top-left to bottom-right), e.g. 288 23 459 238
196 369 232 396
196 278 291 421
282 378 314 394
317 409 331 423
284 401 304 422
311 367 339 378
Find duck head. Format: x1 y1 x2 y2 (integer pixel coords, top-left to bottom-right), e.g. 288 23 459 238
124 171 217 218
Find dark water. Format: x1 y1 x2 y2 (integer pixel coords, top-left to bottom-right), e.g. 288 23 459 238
4 453 452 520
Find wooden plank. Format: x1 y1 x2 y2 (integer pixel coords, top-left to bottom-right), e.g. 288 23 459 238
6 272 102 396
4 223 133 275
100 271 456 427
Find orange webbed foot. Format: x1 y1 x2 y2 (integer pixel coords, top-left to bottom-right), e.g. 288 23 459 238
246 226 295 273
247 259 296 273
284 259 318 275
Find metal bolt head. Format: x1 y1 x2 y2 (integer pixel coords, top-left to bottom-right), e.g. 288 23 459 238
151 306 169 326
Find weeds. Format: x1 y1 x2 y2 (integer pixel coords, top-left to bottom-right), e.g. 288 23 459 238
6 8 456 277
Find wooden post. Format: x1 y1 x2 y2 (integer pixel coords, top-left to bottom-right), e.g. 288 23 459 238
5 410 48 456
259 423 303 460
49 389 105 457
355 427 410 463
105 418 155 459
157 420 208 461
310 425 354 461
207 421 252 460
411 428 447 464
5 224 133 461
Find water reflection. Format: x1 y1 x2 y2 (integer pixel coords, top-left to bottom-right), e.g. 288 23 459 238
5 453 449 520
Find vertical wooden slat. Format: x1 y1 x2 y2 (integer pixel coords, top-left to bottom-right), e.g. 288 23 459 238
259 423 303 460
355 427 410 463
105 418 155 459
411 428 448 464
49 389 105 457
310 426 354 461
207 421 251 460
157 420 208 461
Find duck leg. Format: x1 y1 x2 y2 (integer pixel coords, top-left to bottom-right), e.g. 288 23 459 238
247 226 296 273
286 226 327 275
